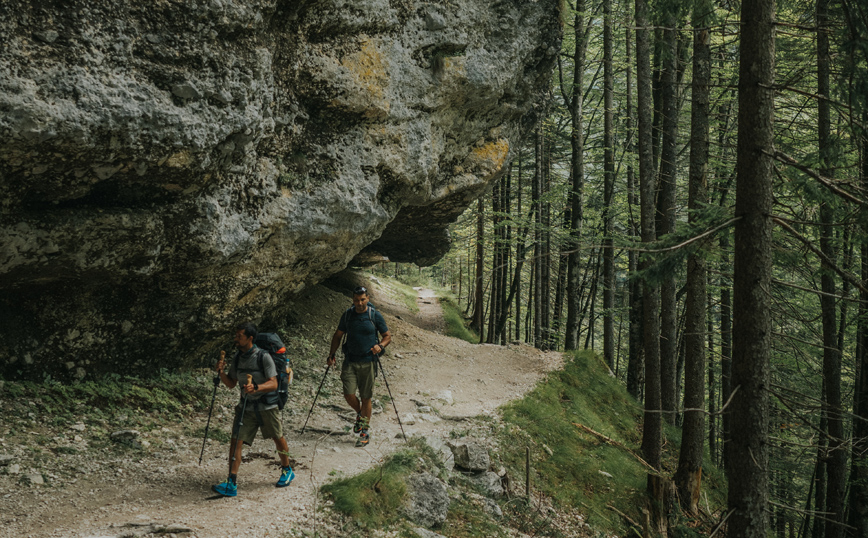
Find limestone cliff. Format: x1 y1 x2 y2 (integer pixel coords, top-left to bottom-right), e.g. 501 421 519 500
0 0 561 378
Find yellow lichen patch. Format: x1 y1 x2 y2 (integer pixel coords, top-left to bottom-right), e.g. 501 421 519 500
441 55 467 75
165 150 192 168
469 138 510 179
341 39 390 116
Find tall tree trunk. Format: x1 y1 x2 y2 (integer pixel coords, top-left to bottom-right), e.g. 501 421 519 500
585 246 603 350
542 147 552 350
515 152 523 343
726 0 775 534
717 44 734 471
817 1 846 534
850 110 868 538
637 0 663 501
487 180 501 343
674 0 711 511
657 7 680 426
503 169 512 345
534 125 543 349
471 196 485 340
708 288 717 465
626 20 644 401
565 5 586 351
602 0 616 369
814 402 828 538
495 206 536 339
554 206 570 349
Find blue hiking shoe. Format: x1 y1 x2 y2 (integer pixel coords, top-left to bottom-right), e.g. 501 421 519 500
277 466 295 488
212 479 237 497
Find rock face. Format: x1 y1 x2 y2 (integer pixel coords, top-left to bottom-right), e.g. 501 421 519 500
0 0 561 378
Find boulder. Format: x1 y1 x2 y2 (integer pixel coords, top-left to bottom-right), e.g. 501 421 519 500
404 472 449 528
483 498 503 518
110 430 143 448
422 436 455 472
471 471 504 498
450 441 490 472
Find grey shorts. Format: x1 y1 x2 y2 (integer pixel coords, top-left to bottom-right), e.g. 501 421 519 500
341 360 375 400
233 404 283 445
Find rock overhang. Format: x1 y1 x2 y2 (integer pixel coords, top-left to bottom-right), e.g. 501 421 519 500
0 0 562 377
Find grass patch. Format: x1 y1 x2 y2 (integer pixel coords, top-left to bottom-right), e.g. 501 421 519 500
0 371 209 419
438 490 509 538
387 279 422 314
500 350 649 535
440 297 479 343
500 350 728 535
322 445 423 529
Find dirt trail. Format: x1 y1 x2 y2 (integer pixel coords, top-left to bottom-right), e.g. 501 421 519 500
2 282 562 538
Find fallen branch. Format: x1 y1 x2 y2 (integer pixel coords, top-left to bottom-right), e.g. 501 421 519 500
572 422 660 476
708 509 734 538
607 504 644 536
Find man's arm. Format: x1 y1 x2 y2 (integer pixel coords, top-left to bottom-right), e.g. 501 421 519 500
327 329 345 366
372 330 391 356
244 376 277 394
215 350 238 389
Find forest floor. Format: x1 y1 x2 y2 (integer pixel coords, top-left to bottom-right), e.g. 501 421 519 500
0 273 563 538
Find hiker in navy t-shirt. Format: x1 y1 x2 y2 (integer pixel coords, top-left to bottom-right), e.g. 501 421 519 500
327 286 391 447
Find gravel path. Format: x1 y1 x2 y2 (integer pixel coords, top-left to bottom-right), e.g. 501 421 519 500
0 282 562 538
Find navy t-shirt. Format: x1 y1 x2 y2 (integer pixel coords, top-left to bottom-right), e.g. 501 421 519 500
338 306 388 363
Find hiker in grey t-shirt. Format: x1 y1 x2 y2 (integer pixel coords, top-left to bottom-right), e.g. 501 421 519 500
211 322 294 497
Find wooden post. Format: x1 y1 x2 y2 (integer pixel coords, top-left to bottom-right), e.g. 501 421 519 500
525 446 530 502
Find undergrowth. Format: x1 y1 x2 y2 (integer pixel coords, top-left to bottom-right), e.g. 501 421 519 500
439 296 479 343
500 349 727 536
500 350 648 534
0 371 209 426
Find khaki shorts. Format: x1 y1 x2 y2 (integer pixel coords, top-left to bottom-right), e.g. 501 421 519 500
233 404 283 445
341 361 375 400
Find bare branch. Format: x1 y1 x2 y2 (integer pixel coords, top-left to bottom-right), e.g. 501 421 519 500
772 216 868 295
768 149 868 206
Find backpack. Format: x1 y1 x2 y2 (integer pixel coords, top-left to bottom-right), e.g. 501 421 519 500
237 332 292 410
340 305 377 358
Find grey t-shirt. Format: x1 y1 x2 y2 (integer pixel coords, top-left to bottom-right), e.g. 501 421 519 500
229 345 277 409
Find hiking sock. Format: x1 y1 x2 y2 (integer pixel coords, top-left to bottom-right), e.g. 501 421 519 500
229 473 237 484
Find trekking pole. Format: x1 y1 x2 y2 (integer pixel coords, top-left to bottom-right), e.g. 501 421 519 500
198 372 221 465
375 355 407 442
301 364 331 434
228 374 252 478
